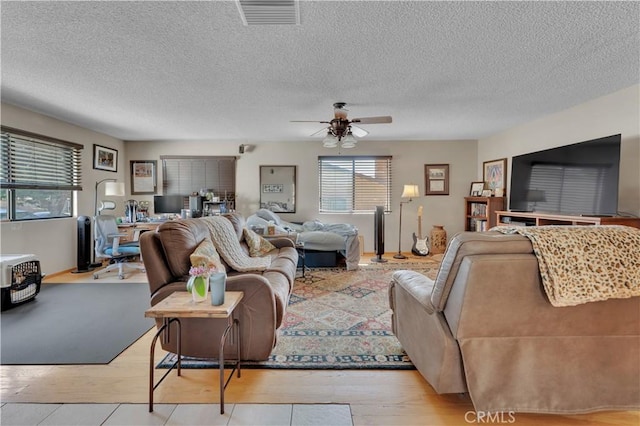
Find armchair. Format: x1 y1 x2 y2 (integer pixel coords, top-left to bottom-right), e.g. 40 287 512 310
93 215 145 280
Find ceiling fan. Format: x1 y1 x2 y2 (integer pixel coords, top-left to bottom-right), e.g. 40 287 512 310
291 102 392 148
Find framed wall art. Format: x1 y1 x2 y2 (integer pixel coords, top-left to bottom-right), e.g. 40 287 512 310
93 144 118 172
483 158 507 194
424 164 449 195
130 160 157 194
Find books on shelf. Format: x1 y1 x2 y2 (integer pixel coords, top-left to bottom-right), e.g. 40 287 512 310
469 203 487 216
468 218 488 232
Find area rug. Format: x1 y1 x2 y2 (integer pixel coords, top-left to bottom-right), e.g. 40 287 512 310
159 259 440 369
1 282 154 365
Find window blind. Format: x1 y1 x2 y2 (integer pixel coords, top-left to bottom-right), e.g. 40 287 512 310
1 126 83 190
318 156 392 213
160 156 236 197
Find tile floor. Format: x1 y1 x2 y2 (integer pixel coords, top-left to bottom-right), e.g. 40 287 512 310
0 403 353 426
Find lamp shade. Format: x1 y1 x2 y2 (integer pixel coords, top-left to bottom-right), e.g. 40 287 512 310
104 181 125 197
401 184 419 198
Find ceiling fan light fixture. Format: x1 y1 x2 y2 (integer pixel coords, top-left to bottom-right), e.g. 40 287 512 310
341 131 357 148
323 133 338 148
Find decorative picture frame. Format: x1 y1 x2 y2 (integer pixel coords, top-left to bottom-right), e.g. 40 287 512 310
130 160 157 195
483 158 507 193
469 181 485 196
93 144 118 172
262 184 283 193
481 189 493 197
424 164 450 196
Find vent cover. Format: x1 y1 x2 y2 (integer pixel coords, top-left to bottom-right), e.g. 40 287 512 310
236 0 300 26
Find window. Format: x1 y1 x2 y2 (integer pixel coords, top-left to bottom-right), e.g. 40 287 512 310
160 156 236 199
318 156 392 213
1 126 82 221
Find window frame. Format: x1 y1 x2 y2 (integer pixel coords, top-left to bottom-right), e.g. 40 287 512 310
1 126 83 222
318 155 393 214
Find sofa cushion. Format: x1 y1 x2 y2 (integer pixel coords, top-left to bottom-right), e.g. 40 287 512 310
243 228 276 257
223 212 246 242
189 237 225 272
430 231 533 312
157 218 210 278
392 270 435 314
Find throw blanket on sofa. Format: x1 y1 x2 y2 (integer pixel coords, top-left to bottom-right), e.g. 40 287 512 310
202 217 271 272
495 225 640 307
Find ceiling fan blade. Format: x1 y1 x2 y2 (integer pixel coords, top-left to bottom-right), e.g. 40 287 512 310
350 125 369 138
351 116 392 124
291 120 330 123
310 127 330 137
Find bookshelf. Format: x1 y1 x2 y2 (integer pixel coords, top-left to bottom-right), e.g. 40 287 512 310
464 197 506 231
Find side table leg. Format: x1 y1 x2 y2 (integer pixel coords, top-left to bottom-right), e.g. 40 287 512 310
219 317 231 414
149 318 181 413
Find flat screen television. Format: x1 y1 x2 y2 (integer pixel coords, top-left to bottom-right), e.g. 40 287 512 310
153 195 186 214
509 134 621 216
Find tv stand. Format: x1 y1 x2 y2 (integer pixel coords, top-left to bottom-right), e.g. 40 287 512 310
496 211 640 229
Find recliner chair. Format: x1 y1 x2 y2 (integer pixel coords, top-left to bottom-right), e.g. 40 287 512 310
93 215 145 279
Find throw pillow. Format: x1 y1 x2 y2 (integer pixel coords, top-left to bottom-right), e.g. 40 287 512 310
243 227 276 257
190 237 225 272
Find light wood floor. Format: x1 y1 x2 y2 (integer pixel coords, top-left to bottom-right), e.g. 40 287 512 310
1 254 638 425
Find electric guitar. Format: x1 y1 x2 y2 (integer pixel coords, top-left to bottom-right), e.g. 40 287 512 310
411 206 429 256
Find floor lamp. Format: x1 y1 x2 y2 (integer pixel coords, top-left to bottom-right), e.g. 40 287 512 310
394 184 420 259
90 179 125 267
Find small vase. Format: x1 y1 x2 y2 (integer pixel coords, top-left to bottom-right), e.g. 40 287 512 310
188 275 209 303
430 225 447 254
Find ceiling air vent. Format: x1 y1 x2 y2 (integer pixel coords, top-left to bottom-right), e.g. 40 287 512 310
236 0 300 26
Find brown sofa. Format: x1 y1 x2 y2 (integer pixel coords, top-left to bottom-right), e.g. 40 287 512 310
139 213 298 360
389 231 640 414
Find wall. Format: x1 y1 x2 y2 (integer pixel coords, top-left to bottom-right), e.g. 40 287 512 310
6 84 636 274
126 139 478 255
478 84 640 216
1 103 128 275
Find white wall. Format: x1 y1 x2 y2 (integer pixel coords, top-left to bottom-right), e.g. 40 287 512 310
126 138 478 254
1 103 128 275
477 84 640 216
5 84 637 274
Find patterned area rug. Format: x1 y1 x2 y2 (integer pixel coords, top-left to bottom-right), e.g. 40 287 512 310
159 258 441 369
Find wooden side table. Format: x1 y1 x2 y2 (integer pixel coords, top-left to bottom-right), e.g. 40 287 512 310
144 291 244 414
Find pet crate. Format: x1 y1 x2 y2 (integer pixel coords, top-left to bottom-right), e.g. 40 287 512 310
1 254 43 310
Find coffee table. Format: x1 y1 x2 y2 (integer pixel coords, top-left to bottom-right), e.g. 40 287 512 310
144 291 244 414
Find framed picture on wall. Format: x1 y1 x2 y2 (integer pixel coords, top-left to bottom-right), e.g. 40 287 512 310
483 158 507 193
424 164 449 195
93 144 118 172
130 160 157 194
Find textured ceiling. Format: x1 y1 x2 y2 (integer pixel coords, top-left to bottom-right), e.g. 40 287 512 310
1 1 639 143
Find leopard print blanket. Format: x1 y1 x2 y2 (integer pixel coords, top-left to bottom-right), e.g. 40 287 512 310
495 225 640 307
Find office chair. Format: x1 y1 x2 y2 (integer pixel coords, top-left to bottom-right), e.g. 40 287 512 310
93 214 145 280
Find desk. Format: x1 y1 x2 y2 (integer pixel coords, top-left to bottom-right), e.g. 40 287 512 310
117 223 159 242
144 291 244 414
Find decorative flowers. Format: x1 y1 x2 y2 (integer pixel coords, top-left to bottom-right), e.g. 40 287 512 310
189 265 217 278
